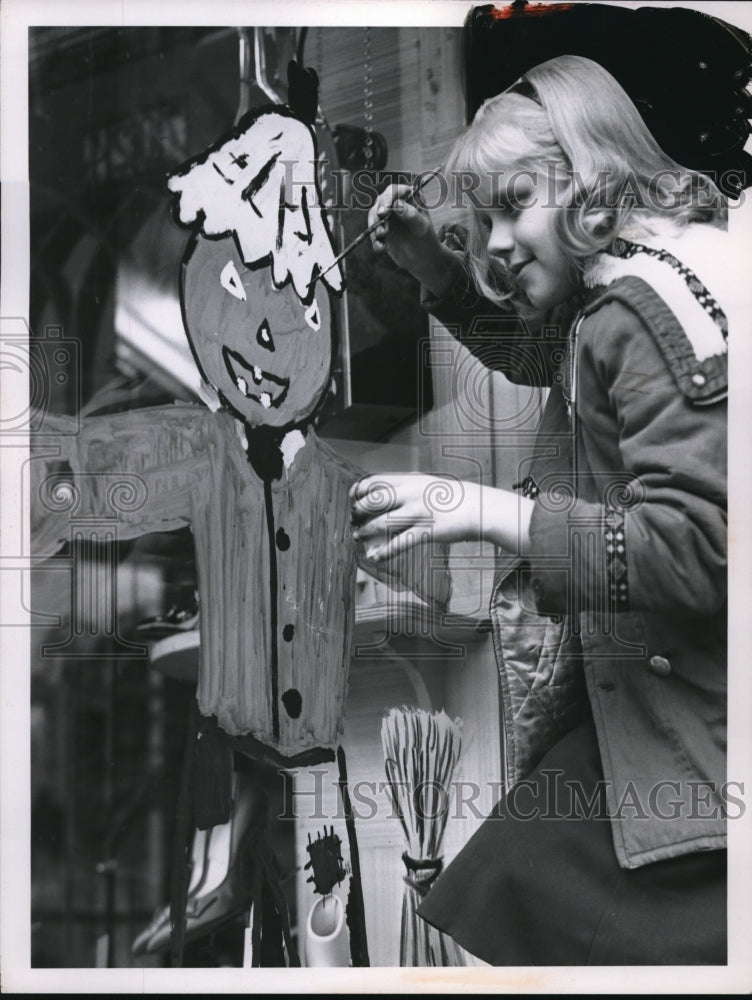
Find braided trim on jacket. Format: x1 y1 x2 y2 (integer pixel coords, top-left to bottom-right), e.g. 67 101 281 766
604 505 629 609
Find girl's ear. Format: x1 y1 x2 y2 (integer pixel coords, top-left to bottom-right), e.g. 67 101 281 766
582 208 616 240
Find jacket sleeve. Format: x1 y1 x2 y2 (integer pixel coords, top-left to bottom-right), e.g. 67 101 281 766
418 229 572 388
528 298 727 619
31 404 211 557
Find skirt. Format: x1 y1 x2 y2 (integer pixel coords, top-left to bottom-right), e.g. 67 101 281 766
418 718 726 965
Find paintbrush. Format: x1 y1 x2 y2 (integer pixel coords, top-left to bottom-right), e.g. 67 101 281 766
316 169 442 282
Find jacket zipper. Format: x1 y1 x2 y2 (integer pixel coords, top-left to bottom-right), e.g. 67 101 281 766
489 570 517 795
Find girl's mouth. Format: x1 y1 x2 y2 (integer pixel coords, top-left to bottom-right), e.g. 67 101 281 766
222 347 290 409
510 258 534 278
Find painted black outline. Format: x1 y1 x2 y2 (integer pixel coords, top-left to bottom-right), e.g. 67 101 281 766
168 103 345 307
222 345 290 410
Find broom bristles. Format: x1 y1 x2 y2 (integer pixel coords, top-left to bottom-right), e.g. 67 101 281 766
381 707 466 967
381 707 462 858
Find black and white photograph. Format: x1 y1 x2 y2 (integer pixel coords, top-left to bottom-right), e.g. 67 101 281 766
2 0 752 992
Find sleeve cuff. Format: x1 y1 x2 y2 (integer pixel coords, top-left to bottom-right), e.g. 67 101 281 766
603 505 630 609
528 493 630 616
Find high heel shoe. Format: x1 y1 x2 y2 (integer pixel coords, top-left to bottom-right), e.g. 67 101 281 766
139 772 265 955
131 826 214 956
143 829 256 954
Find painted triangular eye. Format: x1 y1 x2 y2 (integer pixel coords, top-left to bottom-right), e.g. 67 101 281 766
220 260 247 301
256 319 275 351
304 298 320 330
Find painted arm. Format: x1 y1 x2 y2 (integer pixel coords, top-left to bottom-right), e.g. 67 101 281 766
31 404 211 557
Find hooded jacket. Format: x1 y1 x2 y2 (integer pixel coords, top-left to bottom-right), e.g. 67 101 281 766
422 220 735 869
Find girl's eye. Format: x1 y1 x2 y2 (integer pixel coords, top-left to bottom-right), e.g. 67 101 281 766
505 197 529 214
220 260 247 301
507 186 535 210
488 199 518 217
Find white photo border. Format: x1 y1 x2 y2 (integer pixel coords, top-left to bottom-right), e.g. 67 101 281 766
2 0 751 993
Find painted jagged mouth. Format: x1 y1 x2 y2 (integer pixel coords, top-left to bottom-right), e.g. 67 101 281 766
222 346 290 410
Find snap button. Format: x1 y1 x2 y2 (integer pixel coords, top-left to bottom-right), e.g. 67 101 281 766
649 655 672 677
692 372 706 387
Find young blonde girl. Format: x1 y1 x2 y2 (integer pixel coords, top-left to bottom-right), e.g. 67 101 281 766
351 55 730 964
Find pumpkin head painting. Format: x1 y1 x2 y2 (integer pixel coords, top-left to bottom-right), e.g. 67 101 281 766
168 105 344 433
178 231 334 430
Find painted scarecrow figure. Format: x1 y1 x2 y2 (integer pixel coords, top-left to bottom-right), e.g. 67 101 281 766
32 64 448 966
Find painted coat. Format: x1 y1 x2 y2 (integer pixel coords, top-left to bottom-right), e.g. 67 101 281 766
422 221 732 869
32 409 449 757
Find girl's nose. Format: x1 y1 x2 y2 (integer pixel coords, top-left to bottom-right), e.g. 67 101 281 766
486 215 515 260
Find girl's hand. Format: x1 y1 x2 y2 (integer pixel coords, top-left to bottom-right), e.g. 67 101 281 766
367 183 456 295
350 473 480 561
350 474 534 561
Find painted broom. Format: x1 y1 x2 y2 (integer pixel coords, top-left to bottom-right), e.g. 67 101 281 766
381 707 466 967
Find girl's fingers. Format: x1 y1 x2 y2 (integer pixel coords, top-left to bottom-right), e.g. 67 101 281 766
350 473 425 504
368 200 387 230
351 511 390 540
368 187 397 228
368 183 415 231
370 199 427 253
365 523 434 564
351 493 397 525
370 219 388 250
392 199 428 234
350 476 407 526
392 199 414 218
350 475 390 502
349 477 369 502
379 183 413 208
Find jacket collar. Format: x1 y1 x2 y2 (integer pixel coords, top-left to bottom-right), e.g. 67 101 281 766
582 222 729 363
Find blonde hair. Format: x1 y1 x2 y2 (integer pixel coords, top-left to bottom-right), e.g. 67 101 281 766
447 55 727 308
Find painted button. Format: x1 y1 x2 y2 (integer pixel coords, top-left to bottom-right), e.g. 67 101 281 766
692 373 707 387
649 655 672 677
276 527 291 551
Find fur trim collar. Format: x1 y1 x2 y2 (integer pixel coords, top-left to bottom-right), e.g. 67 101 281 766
583 225 729 363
